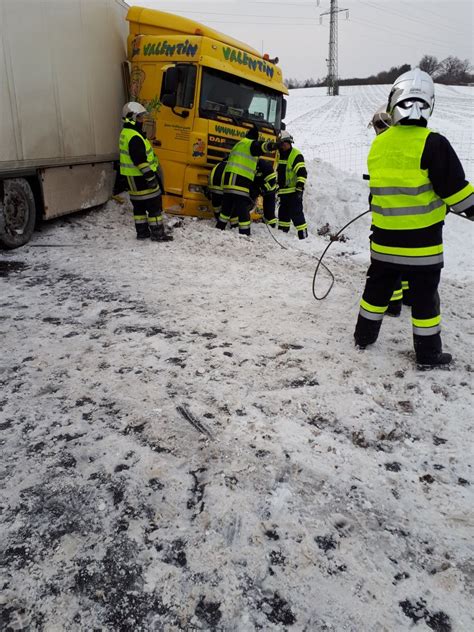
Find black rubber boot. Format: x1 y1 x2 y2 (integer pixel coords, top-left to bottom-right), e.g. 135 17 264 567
386 300 402 317
150 224 173 242
298 228 308 240
354 315 382 349
414 333 451 368
416 352 453 368
136 224 150 240
215 220 227 230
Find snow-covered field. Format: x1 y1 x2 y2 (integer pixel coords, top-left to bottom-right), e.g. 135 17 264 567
287 84 474 183
1 85 473 631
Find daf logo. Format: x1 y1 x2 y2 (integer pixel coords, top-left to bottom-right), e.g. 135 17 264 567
208 135 226 144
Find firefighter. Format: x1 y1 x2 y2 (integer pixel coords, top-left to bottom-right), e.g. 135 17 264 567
368 107 409 318
208 160 227 221
254 159 278 227
209 157 277 228
119 102 173 241
354 68 473 366
276 130 308 239
216 125 276 235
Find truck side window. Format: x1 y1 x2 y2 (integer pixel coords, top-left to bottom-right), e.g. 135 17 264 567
161 64 196 109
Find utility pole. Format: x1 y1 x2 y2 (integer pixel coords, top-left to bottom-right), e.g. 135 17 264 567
318 0 348 96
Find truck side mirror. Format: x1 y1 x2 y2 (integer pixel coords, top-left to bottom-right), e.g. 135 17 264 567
281 98 287 121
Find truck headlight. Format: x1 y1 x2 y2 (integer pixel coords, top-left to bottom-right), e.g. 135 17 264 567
188 184 204 193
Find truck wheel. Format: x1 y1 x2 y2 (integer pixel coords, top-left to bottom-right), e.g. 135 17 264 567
0 178 37 249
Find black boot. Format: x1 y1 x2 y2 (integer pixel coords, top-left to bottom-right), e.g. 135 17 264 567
416 352 453 368
298 228 308 240
414 333 452 368
354 315 382 349
386 300 402 317
136 224 150 240
150 223 173 242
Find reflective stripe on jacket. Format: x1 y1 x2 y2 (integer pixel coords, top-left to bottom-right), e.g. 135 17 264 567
278 148 306 194
208 161 226 195
260 169 278 194
368 126 446 267
119 128 158 177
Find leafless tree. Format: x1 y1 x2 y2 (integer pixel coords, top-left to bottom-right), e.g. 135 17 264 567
436 56 472 84
418 55 440 76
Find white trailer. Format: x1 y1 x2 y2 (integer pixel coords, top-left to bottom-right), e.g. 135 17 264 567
0 0 129 248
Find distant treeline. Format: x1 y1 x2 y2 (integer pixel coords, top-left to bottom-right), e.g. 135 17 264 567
286 55 474 89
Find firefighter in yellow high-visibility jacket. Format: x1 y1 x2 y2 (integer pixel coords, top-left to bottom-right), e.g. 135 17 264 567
119 102 173 241
276 130 308 239
216 125 276 236
208 157 277 228
354 69 474 367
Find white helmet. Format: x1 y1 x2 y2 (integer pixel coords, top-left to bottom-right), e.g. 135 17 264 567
122 101 147 121
279 130 294 143
387 68 434 125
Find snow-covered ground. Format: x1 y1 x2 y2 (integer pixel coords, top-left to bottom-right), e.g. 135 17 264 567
1 85 473 631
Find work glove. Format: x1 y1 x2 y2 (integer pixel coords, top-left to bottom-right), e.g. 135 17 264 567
265 141 279 153
295 189 304 201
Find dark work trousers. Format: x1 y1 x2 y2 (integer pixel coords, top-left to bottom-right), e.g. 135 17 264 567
278 193 308 239
130 194 163 238
263 193 277 226
354 261 442 359
389 277 411 310
211 192 223 221
219 192 253 235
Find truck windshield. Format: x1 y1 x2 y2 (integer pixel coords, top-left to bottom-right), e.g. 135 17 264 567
199 67 282 131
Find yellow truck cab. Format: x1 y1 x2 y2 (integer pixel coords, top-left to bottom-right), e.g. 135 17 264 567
126 6 288 218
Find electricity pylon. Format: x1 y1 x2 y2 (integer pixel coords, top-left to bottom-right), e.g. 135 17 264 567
319 0 348 96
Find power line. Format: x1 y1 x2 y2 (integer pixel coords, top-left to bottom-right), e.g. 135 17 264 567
167 5 471 54
198 19 321 26
345 16 469 55
145 3 472 41
358 0 471 37
159 9 318 20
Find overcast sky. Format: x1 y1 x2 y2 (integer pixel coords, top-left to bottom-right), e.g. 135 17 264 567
127 0 474 82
